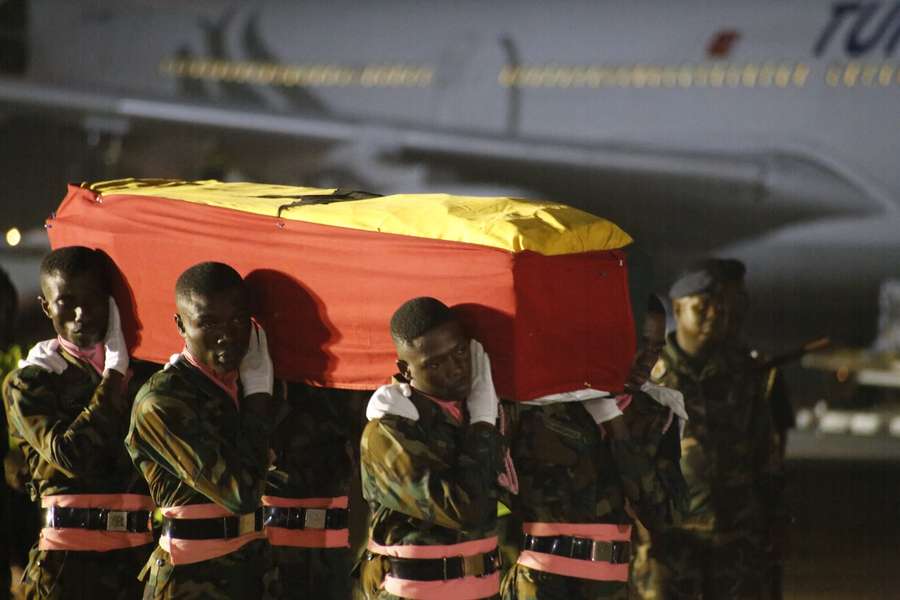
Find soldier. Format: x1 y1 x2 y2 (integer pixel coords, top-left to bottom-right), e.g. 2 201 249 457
639 263 783 599
358 297 502 600
264 383 365 599
0 266 22 596
500 294 686 600
3 246 154 599
125 262 274 599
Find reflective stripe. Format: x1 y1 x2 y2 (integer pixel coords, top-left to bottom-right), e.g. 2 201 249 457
159 504 264 565
261 496 349 548
516 522 631 582
522 522 630 539
367 535 497 560
39 494 154 552
383 571 500 600
368 536 500 598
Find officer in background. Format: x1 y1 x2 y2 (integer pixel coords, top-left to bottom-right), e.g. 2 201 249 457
639 263 783 599
4 247 154 599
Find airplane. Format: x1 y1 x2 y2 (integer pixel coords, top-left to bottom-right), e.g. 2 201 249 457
1 0 899 355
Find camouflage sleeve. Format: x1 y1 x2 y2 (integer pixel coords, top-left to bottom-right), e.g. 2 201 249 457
130 389 270 514
615 393 688 531
360 416 498 531
3 367 129 478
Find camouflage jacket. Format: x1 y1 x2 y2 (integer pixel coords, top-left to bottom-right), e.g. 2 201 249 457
266 383 361 499
3 348 152 499
621 390 688 531
126 358 272 514
504 399 682 531
360 390 501 547
652 335 782 541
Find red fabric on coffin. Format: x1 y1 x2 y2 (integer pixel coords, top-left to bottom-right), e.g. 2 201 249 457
47 185 635 400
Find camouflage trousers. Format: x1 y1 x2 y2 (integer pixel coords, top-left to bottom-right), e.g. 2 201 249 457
140 539 271 600
630 529 769 600
267 546 351 599
501 564 628 600
21 544 151 599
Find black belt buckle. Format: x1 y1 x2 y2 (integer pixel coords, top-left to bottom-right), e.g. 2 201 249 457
610 540 629 564
570 536 591 560
221 516 237 539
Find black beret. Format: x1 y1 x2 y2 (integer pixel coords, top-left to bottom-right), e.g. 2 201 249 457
714 258 746 283
669 265 722 299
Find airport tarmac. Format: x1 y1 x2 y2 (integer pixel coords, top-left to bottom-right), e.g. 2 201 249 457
781 456 899 599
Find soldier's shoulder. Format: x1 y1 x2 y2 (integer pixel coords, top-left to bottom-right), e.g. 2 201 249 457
133 368 194 415
4 364 59 396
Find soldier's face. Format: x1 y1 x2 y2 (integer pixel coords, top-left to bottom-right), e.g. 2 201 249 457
629 311 666 387
396 321 471 401
674 293 727 349
40 270 109 349
176 286 251 374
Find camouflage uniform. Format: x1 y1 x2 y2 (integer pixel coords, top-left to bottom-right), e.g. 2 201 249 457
125 357 272 600
1 343 22 595
359 389 501 600
633 335 782 599
3 347 155 600
500 398 683 600
266 383 364 599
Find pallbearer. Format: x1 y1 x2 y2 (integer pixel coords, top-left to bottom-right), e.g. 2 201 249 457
264 383 364 599
359 297 503 600
4 247 154 599
126 262 274 599
499 297 686 600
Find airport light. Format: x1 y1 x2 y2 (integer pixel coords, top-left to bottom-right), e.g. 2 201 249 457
5 227 21 247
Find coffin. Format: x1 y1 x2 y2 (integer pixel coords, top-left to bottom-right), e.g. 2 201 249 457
47 179 636 400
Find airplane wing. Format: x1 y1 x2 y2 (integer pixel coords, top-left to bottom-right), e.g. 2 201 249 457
0 76 874 256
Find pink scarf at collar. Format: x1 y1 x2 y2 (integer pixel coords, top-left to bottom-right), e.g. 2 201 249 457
57 336 105 376
414 388 464 424
182 348 239 407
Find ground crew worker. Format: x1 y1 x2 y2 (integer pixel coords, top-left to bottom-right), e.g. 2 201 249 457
265 383 366 599
500 294 686 600
126 261 274 599
359 297 502 600
638 263 783 599
3 246 154 599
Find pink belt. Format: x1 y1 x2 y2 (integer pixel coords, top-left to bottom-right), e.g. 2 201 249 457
261 495 350 549
160 503 265 566
39 494 154 552
517 522 632 582
368 536 499 600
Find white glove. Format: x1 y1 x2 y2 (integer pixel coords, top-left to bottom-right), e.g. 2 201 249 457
365 384 419 421
19 339 67 374
162 353 181 371
239 323 274 396
467 340 499 425
583 396 623 425
103 297 129 375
